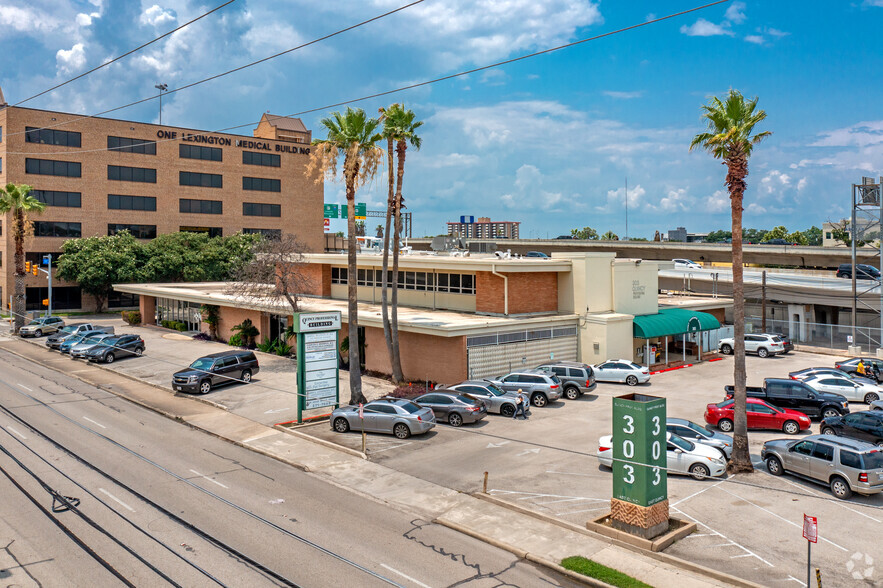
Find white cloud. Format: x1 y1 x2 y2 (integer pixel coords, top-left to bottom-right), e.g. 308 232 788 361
810 120 883 148
480 69 508 86
140 5 176 27
680 18 734 37
724 2 747 24
75 13 92 27
603 90 643 99
56 43 87 74
767 28 789 38
655 188 693 212
745 202 767 215
596 184 646 213
797 178 808 192
760 170 791 197
744 35 765 45
0 5 63 33
423 153 480 168
707 189 730 213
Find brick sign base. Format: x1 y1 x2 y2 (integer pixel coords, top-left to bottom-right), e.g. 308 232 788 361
610 498 670 539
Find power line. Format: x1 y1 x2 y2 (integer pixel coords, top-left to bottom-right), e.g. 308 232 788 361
6 0 730 156
13 0 241 107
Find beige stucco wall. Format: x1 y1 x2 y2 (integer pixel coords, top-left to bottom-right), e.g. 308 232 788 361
612 261 659 316
579 312 634 365
552 252 615 314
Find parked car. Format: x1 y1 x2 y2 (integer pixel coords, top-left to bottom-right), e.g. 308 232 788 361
821 411 883 446
718 334 785 358
802 373 881 404
765 332 793 353
724 378 849 419
84 334 146 363
70 333 117 359
872 399 883 411
331 398 435 439
19 316 65 337
705 398 811 434
666 418 733 459
555 235 574 240
598 432 726 480
46 323 111 349
443 381 520 417
486 370 562 407
172 350 260 394
593 360 650 386
836 263 881 280
525 251 548 258
412 391 487 427
59 329 114 354
762 434 883 499
534 361 596 399
765 238 789 245
672 258 702 269
789 367 875 385
834 357 883 383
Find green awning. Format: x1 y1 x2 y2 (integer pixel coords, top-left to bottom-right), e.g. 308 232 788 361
633 308 721 339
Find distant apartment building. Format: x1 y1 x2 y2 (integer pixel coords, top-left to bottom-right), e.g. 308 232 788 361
447 216 520 239
822 218 880 248
667 226 707 243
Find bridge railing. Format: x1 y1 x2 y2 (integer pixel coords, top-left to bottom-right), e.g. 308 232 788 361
746 316 882 354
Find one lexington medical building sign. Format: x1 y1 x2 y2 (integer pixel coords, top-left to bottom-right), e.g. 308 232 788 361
292 311 342 422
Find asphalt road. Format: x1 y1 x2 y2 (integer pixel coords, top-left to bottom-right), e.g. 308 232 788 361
309 351 883 587
0 348 580 588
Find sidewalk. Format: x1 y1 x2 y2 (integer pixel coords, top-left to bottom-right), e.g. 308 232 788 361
0 331 756 588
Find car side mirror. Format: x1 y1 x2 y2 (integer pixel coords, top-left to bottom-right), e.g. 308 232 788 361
674 448 684 454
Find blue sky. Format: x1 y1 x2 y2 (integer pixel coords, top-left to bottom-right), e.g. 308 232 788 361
2 0 882 238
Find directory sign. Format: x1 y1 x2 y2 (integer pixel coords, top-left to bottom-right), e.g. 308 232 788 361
292 311 342 420
611 393 667 507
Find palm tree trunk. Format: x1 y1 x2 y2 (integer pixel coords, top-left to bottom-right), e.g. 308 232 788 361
381 137 395 378
726 150 753 473
346 157 366 405
13 209 26 333
389 139 407 383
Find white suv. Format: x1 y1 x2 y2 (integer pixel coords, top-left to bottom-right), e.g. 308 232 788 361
719 334 784 358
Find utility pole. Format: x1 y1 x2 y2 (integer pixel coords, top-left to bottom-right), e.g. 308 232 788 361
761 270 767 332
624 178 629 241
155 83 168 125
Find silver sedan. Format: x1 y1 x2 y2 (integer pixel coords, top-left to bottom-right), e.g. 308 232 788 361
593 359 651 386
331 398 435 439
444 381 520 417
666 418 733 459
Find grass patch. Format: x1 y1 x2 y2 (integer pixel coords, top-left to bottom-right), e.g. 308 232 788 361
560 556 653 588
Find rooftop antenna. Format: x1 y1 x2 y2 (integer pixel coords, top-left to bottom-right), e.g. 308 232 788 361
625 177 629 241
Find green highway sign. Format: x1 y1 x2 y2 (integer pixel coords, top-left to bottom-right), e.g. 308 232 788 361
341 202 366 219
611 394 667 507
324 204 339 218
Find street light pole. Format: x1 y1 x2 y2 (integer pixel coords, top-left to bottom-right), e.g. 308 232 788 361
154 83 168 125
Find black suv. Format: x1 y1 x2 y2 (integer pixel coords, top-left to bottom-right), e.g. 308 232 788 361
821 411 883 446
725 378 849 419
836 263 881 280
172 350 259 394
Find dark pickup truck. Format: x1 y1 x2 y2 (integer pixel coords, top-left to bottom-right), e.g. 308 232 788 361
725 378 849 419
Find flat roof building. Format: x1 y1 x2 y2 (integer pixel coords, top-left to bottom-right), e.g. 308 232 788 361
0 102 323 312
447 216 520 239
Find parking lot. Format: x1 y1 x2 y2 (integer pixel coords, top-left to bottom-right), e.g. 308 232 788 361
307 351 883 587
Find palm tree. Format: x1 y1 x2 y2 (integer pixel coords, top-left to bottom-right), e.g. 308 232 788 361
308 108 383 405
690 90 770 473
0 183 46 334
380 104 423 383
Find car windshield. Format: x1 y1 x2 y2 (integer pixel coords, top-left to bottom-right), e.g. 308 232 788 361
670 435 694 452
484 383 506 396
59 326 77 333
399 401 423 414
456 395 477 405
83 336 106 344
716 400 733 409
189 358 215 371
685 421 713 436
26 320 44 326
862 451 883 469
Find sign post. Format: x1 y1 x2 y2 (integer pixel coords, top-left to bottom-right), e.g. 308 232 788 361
610 393 668 539
292 311 342 423
803 514 817 588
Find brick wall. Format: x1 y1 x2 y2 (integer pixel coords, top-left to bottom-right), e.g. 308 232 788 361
361 325 467 384
288 263 330 297
139 295 156 324
218 306 264 343
476 271 558 314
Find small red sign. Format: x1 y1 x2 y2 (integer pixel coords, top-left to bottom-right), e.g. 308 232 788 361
324 218 330 231
358 403 363 419
802 514 818 543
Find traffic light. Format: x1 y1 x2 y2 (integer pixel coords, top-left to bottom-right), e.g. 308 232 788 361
24 261 30 273
42 299 49 307
33 265 38 276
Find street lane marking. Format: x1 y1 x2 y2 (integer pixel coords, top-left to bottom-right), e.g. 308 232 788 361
380 564 432 588
83 417 106 429
263 407 291 415
516 448 541 456
16 384 32 391
189 469 229 489
99 488 135 512
6 426 26 439
486 441 510 448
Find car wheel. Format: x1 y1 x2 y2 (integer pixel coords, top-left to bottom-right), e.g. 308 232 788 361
830 476 853 500
241 370 252 384
720 344 732 355
105 353 115 364
448 413 463 427
718 418 734 433
134 347 143 357
876 440 883 448
766 456 784 476
531 393 548 407
333 417 350 433
757 348 769 358
821 427 837 436
689 463 710 480
34 329 42 337
393 423 411 439
565 386 580 401
199 380 212 394
783 420 800 435
626 375 639 386
500 404 515 417
822 407 841 419
864 392 879 404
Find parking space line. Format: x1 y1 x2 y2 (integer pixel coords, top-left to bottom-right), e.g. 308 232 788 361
670 480 724 507
369 442 411 454
779 477 881 523
671 506 774 567
539 497 594 504
491 489 607 501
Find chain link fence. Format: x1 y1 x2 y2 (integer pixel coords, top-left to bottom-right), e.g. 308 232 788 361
746 316 882 354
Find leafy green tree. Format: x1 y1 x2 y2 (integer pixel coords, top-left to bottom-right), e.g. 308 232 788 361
570 227 599 240
787 230 808 246
0 183 45 333
761 226 788 242
600 230 619 241
803 226 822 246
56 231 145 312
742 228 767 243
704 230 732 243
690 89 770 474
141 232 257 283
630 237 649 241
828 219 871 248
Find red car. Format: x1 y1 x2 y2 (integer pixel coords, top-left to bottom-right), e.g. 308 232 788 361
704 398 811 435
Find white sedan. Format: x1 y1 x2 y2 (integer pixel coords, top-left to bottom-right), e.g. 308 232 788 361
802 374 881 404
593 360 650 386
673 258 702 269
598 432 726 480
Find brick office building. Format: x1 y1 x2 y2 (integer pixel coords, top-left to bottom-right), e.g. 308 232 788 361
0 94 323 312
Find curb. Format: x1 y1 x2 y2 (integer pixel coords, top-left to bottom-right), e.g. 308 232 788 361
275 425 368 460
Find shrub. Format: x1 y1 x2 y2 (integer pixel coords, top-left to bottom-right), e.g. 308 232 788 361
275 340 293 356
257 338 276 353
161 320 171 329
389 383 429 399
228 333 244 347
560 557 652 588
176 321 187 331
121 310 141 325
192 332 211 341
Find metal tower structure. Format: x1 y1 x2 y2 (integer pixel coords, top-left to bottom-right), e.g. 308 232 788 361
850 176 883 349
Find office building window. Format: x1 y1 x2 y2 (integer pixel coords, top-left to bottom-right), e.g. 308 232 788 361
179 144 222 162
32 190 82 208
243 202 281 217
180 171 222 188
108 224 157 239
243 228 281 239
27 286 81 310
180 226 223 238
108 165 157 183
0 157 3 173
108 194 157 211
331 267 348 284
33 221 81 238
179 198 222 214
107 291 139 308
243 177 281 192
26 158 81 177
243 151 280 167
108 136 156 155
25 127 81 148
